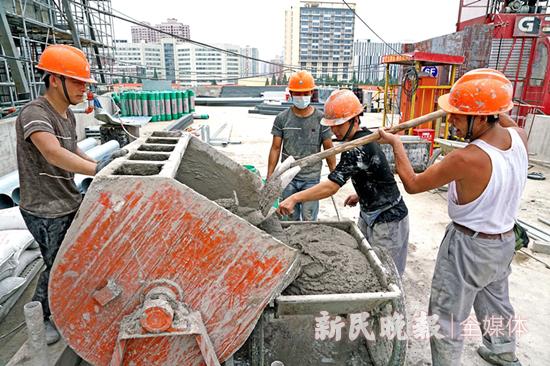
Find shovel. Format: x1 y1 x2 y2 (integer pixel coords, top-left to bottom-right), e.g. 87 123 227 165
259 109 446 215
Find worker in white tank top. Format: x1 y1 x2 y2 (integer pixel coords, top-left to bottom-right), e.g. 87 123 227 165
379 68 527 366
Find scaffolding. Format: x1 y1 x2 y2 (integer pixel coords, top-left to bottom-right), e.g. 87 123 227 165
0 0 115 110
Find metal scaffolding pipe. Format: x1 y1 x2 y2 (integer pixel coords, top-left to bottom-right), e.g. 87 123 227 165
23 301 48 366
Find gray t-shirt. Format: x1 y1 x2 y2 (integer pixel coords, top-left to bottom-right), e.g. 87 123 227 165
271 108 332 181
15 97 82 218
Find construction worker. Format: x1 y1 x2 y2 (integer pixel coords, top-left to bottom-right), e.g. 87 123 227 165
278 89 410 275
267 70 336 221
15 45 125 344
378 69 526 366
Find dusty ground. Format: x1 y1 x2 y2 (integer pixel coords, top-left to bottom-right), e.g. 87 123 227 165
1 105 548 365
202 106 550 365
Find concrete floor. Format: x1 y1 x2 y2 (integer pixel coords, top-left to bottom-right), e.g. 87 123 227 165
2 105 549 365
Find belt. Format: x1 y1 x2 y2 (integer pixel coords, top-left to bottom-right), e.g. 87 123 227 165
453 222 513 240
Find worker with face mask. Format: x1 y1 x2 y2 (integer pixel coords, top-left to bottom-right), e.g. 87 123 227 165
277 89 409 275
15 45 126 344
378 68 526 366
267 70 336 221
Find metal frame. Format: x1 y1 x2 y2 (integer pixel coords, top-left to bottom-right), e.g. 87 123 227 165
0 0 115 109
382 52 463 143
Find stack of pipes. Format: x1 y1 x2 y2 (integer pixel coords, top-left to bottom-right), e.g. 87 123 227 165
118 90 196 122
0 138 120 209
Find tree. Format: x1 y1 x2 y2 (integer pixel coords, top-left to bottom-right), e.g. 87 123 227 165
113 79 120 84
211 80 218 85
137 77 143 83
122 74 127 83
351 71 357 84
282 74 288 84
271 74 277 85
128 77 134 83
153 68 159 79
265 77 269 86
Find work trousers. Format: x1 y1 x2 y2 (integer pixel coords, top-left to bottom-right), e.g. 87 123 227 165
358 214 409 276
20 209 76 319
281 177 320 221
429 223 517 365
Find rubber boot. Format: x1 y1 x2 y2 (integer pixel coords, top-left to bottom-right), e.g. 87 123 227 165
477 345 521 366
45 319 60 345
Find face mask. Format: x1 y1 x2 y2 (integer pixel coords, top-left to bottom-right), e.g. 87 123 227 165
292 95 311 109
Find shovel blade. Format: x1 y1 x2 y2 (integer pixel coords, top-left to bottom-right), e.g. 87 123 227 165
259 166 301 216
271 156 296 181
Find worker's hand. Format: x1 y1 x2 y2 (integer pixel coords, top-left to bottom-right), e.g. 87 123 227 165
344 194 359 207
277 196 297 216
95 148 128 174
377 128 400 146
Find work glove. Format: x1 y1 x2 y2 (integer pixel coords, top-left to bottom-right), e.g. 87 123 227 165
95 148 128 174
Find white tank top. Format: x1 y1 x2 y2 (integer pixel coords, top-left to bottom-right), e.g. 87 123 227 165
448 128 527 234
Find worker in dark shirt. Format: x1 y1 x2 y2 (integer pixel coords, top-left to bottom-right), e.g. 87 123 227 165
278 89 409 275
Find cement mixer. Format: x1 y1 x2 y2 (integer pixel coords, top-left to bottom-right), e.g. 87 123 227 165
47 131 300 366
12 131 406 365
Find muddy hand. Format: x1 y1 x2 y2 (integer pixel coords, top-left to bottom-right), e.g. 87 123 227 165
377 128 399 145
277 197 297 216
344 194 359 207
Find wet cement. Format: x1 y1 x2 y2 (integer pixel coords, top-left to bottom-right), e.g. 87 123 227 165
282 224 383 295
214 197 287 242
175 138 262 208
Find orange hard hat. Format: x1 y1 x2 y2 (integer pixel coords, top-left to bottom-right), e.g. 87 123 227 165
288 70 315 92
438 68 513 115
37 44 96 83
321 89 364 126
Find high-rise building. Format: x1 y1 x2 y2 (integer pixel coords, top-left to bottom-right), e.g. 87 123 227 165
240 46 260 77
131 18 190 43
353 40 402 84
114 41 164 80
284 0 356 82
114 41 245 85
175 43 241 84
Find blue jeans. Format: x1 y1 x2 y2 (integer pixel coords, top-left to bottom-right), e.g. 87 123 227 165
281 178 320 221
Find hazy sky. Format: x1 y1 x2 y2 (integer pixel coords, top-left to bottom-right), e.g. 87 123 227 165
112 0 460 60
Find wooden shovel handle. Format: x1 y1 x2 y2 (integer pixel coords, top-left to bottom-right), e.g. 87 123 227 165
292 109 446 169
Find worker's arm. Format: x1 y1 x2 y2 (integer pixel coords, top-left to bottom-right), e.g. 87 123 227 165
30 132 97 176
499 113 528 149
278 180 340 215
267 136 282 179
75 147 97 163
322 138 336 171
378 128 467 194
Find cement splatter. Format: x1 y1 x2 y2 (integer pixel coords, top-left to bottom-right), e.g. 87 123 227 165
282 224 383 295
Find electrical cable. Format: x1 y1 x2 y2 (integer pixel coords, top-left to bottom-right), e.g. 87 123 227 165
402 66 419 99
341 0 406 57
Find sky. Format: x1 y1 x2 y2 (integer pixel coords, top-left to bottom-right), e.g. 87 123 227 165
111 0 461 60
